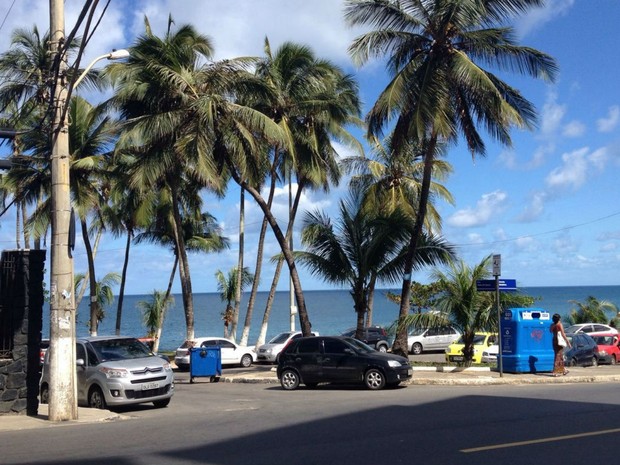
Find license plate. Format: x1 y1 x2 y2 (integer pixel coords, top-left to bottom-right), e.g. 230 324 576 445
407 368 413 376
451 356 463 362
142 382 159 390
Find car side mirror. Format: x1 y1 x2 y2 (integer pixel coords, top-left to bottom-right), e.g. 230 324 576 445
76 358 85 367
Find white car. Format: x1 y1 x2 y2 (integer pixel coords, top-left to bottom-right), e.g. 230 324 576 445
408 326 461 355
481 344 499 364
256 331 319 363
174 337 255 370
565 323 618 336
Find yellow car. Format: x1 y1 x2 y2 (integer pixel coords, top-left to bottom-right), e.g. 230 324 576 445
445 332 498 364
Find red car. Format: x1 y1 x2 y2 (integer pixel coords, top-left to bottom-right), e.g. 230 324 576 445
591 333 620 365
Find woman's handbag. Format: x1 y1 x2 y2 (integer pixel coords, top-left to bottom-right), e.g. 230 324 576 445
557 332 567 347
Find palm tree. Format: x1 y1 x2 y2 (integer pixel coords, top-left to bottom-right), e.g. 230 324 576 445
296 185 454 338
137 290 175 343
106 18 281 341
568 296 619 325
74 271 120 331
345 0 558 356
215 267 254 339
242 39 363 344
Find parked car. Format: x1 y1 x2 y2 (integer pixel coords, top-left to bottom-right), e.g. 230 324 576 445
40 336 174 409
591 333 620 364
341 326 390 352
481 344 499 364
565 323 618 336
174 337 255 370
563 333 599 367
277 336 412 390
445 332 498 364
407 326 461 355
256 331 319 363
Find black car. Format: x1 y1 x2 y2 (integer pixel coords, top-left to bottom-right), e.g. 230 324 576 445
563 333 599 367
341 326 390 352
277 336 412 390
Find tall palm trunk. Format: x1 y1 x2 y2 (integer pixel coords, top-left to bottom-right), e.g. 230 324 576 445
256 256 285 348
240 170 278 347
170 183 195 341
366 273 377 327
75 228 102 309
231 187 244 341
83 218 100 336
393 135 438 356
115 229 132 335
152 254 178 354
231 171 312 336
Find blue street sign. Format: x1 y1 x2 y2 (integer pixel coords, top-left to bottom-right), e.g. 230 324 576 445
476 279 517 292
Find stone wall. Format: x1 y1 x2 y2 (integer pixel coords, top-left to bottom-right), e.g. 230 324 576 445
0 249 46 416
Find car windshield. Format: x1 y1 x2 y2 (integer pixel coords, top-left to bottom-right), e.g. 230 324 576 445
454 334 489 345
91 338 152 361
268 332 293 344
593 336 614 345
343 337 375 354
566 325 584 333
341 329 355 337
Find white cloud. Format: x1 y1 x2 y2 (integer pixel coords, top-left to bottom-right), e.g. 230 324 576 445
517 191 547 223
447 190 508 228
540 94 566 137
597 105 620 133
562 120 586 138
545 147 589 190
515 0 575 38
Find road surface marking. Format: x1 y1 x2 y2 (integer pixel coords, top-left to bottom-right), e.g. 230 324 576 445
461 427 620 453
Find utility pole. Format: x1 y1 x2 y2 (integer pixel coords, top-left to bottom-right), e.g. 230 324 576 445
48 0 77 421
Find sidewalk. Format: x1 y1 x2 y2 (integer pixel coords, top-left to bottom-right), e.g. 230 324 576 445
217 364 620 386
3 364 620 432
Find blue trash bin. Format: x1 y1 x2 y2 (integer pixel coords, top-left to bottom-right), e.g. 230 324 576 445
190 346 222 383
501 308 554 373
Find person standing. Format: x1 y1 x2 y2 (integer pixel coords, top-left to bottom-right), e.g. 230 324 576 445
550 313 571 376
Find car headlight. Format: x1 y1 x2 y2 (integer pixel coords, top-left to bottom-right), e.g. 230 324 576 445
99 367 129 378
163 362 172 372
387 360 402 368
599 350 608 356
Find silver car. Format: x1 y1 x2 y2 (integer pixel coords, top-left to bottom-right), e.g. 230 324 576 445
257 331 319 363
40 336 174 409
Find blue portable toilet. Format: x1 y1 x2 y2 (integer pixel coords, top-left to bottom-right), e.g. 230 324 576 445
500 308 554 373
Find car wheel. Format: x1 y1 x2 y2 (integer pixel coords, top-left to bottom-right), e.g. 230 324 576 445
280 369 300 390
40 384 49 404
570 358 578 367
412 343 423 355
612 355 617 365
364 368 386 390
377 344 388 353
88 386 107 409
153 399 170 408
592 356 598 367
240 354 253 368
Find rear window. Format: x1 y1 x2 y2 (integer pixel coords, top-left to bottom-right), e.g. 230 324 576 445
296 338 320 354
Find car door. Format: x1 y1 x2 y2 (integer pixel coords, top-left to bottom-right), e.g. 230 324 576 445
321 338 359 383
202 339 236 365
292 337 322 383
425 327 441 350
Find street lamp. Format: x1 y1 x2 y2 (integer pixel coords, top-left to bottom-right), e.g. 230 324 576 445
48 0 128 422
72 49 130 88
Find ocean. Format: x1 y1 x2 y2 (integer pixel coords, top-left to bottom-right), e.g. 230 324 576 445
41 286 620 352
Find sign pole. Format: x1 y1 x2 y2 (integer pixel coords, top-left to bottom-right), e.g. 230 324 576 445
493 254 503 378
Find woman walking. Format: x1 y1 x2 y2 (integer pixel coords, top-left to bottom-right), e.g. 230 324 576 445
550 313 571 376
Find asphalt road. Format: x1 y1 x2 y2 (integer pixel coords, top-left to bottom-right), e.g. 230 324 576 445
3 373 620 465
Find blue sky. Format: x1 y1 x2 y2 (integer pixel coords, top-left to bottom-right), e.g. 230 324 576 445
0 0 619 294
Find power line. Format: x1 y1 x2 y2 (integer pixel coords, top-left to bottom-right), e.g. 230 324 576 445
0 0 16 34
453 210 620 249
